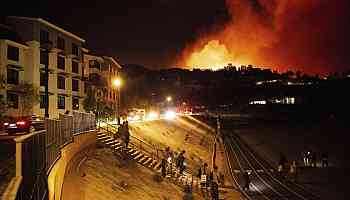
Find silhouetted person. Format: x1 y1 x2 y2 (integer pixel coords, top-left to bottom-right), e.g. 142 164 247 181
243 171 250 191
289 160 297 182
279 152 287 167
311 151 317 167
321 152 328 168
161 158 167 177
197 167 202 179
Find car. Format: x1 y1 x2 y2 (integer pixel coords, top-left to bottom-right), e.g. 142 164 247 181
3 115 45 134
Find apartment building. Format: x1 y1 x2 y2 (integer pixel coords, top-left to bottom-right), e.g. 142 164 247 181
0 24 31 117
82 49 122 113
2 16 86 118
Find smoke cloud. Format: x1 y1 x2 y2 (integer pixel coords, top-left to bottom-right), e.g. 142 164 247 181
178 0 350 74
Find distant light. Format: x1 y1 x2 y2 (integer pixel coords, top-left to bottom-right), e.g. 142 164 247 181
165 110 176 120
166 96 172 102
4 122 9 126
147 111 159 120
256 81 263 85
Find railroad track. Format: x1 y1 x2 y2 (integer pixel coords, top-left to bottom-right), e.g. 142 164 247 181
224 132 320 200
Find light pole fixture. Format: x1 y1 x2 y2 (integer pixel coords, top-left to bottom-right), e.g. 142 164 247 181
113 78 122 125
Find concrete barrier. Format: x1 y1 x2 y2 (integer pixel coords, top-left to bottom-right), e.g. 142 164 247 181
47 130 97 200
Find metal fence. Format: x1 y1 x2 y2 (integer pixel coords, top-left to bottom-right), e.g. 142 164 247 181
46 112 95 172
72 111 96 134
1 112 96 200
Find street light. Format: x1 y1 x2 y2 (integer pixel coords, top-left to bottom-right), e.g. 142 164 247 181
166 96 172 102
113 78 122 125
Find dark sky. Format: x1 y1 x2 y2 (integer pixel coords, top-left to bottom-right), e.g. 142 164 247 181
6 0 229 68
5 0 350 73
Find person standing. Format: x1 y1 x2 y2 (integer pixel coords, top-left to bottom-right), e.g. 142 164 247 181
289 160 297 182
161 158 167 177
321 152 328 168
243 171 250 191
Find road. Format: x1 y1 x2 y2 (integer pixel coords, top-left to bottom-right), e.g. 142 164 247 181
224 131 320 200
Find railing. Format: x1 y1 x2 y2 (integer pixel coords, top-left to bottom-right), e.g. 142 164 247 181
97 120 161 161
1 111 96 200
46 112 95 172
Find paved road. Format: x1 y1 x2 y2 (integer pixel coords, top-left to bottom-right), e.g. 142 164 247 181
224 132 320 200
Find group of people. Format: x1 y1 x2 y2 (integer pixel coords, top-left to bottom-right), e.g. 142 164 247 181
303 150 328 168
161 147 187 177
197 163 223 197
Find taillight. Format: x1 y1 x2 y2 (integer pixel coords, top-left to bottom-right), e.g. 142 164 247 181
16 121 26 126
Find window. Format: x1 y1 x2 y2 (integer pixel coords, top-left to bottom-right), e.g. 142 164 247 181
72 97 79 110
89 60 100 69
7 91 18 109
57 95 65 109
7 68 19 85
40 95 45 108
40 50 48 65
72 43 79 56
40 72 45 86
40 30 49 43
72 60 79 73
57 76 65 89
57 55 65 70
72 79 79 91
57 37 65 50
7 45 19 61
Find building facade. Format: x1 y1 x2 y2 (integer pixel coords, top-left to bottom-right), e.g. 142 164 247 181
0 17 86 118
82 50 122 115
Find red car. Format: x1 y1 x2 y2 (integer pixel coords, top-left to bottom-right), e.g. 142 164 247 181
3 115 45 134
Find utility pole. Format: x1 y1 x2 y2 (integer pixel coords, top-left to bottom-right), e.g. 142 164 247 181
212 115 220 169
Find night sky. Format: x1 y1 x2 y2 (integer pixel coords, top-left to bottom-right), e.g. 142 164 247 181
5 0 350 73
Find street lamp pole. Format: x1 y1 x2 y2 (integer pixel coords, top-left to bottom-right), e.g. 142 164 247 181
113 78 122 125
117 86 120 125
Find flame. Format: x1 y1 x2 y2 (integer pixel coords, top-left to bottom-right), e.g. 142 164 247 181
176 0 350 74
186 40 234 70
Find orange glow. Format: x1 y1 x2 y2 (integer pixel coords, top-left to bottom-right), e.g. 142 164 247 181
185 40 251 70
175 0 348 74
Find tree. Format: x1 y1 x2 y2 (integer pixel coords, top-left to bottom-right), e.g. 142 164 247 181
15 83 40 116
0 94 7 118
83 85 97 113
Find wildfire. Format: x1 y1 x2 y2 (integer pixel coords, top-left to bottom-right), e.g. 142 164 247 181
176 0 349 74
185 40 250 70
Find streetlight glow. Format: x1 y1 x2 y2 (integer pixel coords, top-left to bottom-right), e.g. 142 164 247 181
166 96 172 102
113 78 122 87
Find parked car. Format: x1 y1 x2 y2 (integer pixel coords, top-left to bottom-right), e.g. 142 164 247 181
3 115 45 134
